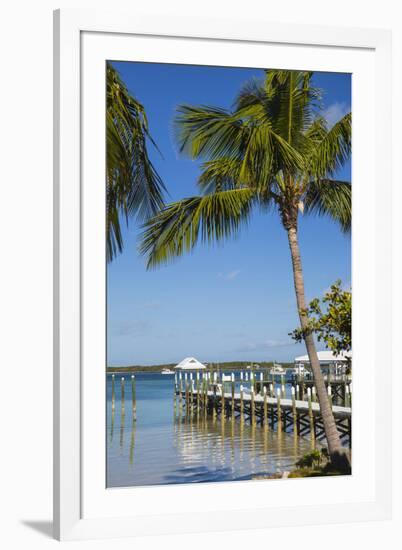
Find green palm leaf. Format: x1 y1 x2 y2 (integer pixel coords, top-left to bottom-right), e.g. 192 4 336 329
309 112 351 178
106 63 166 261
304 179 351 232
174 104 304 182
140 188 256 268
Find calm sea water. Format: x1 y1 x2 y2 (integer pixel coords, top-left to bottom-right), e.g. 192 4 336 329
106 372 316 487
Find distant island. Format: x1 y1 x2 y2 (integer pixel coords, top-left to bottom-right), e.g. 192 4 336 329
106 361 294 374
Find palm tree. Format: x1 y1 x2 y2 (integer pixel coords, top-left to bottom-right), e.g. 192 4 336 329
140 70 351 466
106 62 165 261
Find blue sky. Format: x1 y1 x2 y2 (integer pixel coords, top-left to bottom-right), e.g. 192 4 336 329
107 62 351 366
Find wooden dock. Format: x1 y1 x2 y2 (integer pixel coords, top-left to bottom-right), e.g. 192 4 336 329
175 384 351 446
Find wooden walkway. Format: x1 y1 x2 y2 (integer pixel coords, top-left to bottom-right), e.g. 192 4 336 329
176 387 351 446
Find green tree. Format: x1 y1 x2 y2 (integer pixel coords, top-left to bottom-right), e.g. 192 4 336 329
290 280 351 356
140 70 351 465
106 63 165 261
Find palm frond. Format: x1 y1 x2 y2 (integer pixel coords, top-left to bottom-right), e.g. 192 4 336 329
304 179 351 232
175 104 304 183
106 62 166 261
140 189 256 268
197 158 244 193
264 70 320 149
308 112 351 178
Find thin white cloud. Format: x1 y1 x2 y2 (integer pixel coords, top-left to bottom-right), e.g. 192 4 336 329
322 101 350 128
218 269 241 281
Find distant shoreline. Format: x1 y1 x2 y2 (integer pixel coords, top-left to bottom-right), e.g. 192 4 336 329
106 362 294 374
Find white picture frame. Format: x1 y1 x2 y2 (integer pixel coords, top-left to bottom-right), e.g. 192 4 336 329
53 8 392 541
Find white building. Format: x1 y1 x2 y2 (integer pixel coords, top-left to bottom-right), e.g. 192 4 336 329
294 350 351 376
174 357 207 370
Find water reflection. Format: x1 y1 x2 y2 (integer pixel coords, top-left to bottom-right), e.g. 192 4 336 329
107 373 317 488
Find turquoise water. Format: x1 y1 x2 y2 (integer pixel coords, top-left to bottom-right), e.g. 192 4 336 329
106 372 315 487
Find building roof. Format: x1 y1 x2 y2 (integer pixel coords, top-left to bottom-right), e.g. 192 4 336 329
174 357 207 370
295 350 352 364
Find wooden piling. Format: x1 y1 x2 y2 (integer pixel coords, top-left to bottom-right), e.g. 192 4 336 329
280 374 285 397
121 377 125 413
190 380 194 415
312 386 317 403
131 375 136 421
307 388 315 441
276 388 282 431
204 377 208 420
221 380 225 420
185 380 189 415
195 375 199 411
231 379 235 419
263 386 268 428
345 384 351 407
111 374 115 411
212 382 217 420
240 384 244 423
251 386 255 426
291 386 297 435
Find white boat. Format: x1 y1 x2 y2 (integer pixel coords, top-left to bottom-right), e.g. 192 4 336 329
270 362 285 374
161 368 174 375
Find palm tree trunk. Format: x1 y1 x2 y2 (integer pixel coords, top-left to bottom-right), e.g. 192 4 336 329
286 225 349 465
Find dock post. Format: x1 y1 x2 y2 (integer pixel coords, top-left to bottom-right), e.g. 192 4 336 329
280 374 285 397
240 384 244 423
191 380 195 416
131 375 136 421
204 376 208 420
121 377 125 413
231 379 235 420
221 380 226 421
212 382 217 420
263 386 268 428
307 387 314 440
196 373 200 414
312 386 317 402
251 386 255 426
185 379 189 415
291 386 297 435
276 387 282 431
111 374 115 411
345 384 350 407
269 382 274 398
